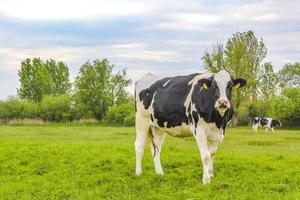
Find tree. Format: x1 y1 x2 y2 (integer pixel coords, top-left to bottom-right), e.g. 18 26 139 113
258 62 278 100
18 58 71 102
45 59 71 96
277 62 300 89
74 59 131 120
202 31 267 125
18 58 54 102
110 69 132 106
201 42 226 73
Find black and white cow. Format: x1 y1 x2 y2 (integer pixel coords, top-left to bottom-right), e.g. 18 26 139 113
252 117 281 133
134 70 246 184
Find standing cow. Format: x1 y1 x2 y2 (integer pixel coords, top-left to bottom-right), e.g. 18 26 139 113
252 117 281 133
134 70 246 184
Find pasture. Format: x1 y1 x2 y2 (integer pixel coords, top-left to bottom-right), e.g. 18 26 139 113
0 125 299 200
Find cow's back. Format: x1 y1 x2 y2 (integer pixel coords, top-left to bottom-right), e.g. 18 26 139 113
136 73 201 128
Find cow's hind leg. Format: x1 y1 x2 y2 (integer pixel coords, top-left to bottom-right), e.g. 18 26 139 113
150 127 166 175
135 118 150 176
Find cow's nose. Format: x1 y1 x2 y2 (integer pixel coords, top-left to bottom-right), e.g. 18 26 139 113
218 99 228 108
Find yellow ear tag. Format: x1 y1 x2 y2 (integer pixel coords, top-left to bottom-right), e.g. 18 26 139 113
203 83 208 89
234 83 240 89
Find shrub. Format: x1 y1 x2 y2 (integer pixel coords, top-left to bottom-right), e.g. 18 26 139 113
103 102 135 126
40 95 71 122
271 87 300 126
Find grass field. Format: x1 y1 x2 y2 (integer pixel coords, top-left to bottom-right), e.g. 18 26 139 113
0 125 299 200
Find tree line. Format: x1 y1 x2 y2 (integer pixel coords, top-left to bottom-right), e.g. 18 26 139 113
0 58 134 125
0 30 299 126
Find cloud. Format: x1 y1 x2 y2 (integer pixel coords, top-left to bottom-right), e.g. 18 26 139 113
0 0 154 20
0 0 299 99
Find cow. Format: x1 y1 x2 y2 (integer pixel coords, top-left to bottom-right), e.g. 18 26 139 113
252 117 281 133
134 70 246 184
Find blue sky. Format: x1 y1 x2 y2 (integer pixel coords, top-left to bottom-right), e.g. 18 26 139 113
0 0 299 99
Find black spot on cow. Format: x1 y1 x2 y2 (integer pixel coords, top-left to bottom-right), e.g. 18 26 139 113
260 118 268 126
150 114 154 122
188 113 193 123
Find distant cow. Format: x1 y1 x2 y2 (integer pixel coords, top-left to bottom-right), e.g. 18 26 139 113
134 70 246 184
252 117 281 133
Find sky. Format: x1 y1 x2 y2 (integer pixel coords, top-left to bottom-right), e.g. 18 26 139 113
0 0 299 99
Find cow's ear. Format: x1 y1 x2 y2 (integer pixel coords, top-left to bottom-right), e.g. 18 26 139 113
233 78 247 89
198 78 212 90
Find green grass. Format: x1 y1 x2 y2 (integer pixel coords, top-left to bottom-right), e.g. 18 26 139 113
0 125 299 200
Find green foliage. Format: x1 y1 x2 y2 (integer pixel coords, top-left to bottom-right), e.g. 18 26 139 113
74 59 131 120
203 31 268 125
103 102 135 126
40 95 71 122
277 62 300 88
259 62 278 100
0 126 299 199
0 98 41 120
226 31 267 124
18 58 71 102
271 87 300 125
45 59 71 96
202 42 225 73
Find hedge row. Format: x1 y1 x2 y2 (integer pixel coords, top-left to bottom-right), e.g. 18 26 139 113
0 96 135 126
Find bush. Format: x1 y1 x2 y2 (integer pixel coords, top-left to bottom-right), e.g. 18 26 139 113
271 87 300 126
124 112 135 126
0 98 38 120
21 101 41 119
40 95 71 122
103 102 135 126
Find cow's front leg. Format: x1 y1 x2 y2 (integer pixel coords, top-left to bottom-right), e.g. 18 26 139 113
208 142 218 178
194 127 211 184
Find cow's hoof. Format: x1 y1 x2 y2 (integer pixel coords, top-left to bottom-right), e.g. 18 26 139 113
202 177 211 184
156 172 164 175
135 171 142 176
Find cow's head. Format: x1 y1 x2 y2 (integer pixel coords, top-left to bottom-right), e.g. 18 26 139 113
198 70 246 117
275 120 281 126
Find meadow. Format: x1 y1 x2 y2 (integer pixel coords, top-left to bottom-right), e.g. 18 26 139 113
0 125 299 200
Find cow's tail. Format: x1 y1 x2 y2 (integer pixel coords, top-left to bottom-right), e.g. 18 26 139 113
148 129 159 157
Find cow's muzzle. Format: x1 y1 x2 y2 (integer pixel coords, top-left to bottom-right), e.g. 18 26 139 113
216 99 230 117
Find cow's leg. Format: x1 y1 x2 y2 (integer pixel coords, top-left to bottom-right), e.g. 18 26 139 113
135 118 150 176
271 128 275 133
208 142 218 178
194 126 211 184
150 127 166 175
253 125 258 133
265 128 268 133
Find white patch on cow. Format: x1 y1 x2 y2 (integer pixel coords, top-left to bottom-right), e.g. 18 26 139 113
163 79 171 87
213 70 231 108
163 121 167 128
